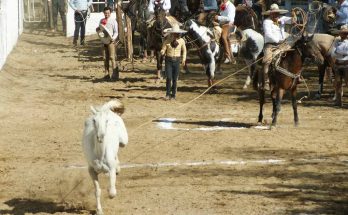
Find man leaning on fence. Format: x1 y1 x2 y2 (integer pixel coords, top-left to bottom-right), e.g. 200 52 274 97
69 0 92 46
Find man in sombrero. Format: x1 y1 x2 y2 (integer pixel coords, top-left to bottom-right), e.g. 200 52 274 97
161 24 187 100
261 3 294 90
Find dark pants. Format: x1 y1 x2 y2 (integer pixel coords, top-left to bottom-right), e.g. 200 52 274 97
52 0 66 32
73 11 87 44
165 57 180 97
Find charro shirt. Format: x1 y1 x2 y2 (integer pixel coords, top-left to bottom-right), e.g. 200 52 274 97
263 16 292 44
217 1 235 25
161 37 187 62
100 18 118 41
148 0 171 14
331 38 348 61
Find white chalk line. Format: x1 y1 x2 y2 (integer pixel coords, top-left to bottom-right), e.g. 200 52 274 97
64 158 348 170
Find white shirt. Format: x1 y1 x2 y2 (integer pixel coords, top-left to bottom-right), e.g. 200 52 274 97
69 0 92 11
100 18 118 41
148 0 171 14
217 1 235 25
331 38 348 60
263 16 292 44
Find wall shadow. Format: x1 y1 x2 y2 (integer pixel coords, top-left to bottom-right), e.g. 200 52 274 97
0 198 89 215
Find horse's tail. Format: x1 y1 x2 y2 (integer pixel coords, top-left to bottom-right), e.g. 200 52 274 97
102 99 125 116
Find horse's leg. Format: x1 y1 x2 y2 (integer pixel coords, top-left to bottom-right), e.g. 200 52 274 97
258 88 265 124
150 50 155 63
291 87 299 126
335 69 343 107
183 60 190 74
272 88 284 126
107 158 117 198
156 51 162 79
243 59 253 89
88 167 103 215
315 63 326 99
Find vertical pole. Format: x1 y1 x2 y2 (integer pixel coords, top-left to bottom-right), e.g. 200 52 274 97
126 13 133 60
116 1 125 46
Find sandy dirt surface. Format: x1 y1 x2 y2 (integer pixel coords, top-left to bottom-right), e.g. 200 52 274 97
0 28 347 215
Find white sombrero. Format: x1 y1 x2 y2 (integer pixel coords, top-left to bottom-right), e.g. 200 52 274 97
97 24 113 45
339 24 348 33
163 23 187 34
262 4 289 15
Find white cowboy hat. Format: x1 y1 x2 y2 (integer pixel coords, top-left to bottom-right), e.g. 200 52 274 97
163 23 187 34
339 24 348 33
97 24 113 45
262 4 289 15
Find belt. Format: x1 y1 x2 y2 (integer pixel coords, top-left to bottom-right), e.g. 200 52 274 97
166 56 181 61
336 60 348 65
75 10 87 13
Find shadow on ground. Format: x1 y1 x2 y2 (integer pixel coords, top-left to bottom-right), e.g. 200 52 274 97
0 198 89 215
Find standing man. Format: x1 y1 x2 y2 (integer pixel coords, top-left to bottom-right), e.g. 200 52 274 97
214 0 236 63
330 25 348 106
69 0 92 46
161 24 187 100
336 0 348 29
51 0 67 33
96 6 119 80
262 4 293 90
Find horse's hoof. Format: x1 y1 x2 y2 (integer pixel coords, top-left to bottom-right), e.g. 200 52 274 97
96 209 104 215
314 93 321 100
294 122 299 127
243 84 248 89
109 188 117 198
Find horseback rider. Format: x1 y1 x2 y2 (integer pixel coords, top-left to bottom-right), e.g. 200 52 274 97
148 0 171 18
214 0 236 64
261 3 294 90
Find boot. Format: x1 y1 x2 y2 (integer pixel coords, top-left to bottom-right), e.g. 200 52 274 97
111 67 119 81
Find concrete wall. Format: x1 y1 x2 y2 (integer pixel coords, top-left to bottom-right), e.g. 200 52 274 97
66 6 116 38
0 0 24 70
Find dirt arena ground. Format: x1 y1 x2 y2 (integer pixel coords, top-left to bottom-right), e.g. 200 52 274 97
0 28 347 215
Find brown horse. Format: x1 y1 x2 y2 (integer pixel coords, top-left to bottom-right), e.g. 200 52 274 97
234 5 260 31
147 3 172 79
257 36 324 127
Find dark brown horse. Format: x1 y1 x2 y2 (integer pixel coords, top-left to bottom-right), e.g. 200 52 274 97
147 2 172 79
257 36 324 127
234 5 260 31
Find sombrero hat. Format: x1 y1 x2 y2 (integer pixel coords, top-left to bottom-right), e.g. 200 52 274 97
97 23 113 45
262 4 289 15
163 23 187 34
339 24 348 33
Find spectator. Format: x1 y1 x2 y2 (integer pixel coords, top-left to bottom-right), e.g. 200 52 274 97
51 0 67 34
69 0 92 46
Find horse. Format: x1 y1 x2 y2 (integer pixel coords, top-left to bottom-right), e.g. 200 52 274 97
234 4 260 31
306 2 337 99
234 28 264 89
257 36 324 127
124 0 155 61
147 2 172 79
184 19 222 87
82 100 128 215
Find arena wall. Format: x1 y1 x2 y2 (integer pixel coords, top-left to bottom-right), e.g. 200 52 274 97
0 0 24 70
66 7 116 38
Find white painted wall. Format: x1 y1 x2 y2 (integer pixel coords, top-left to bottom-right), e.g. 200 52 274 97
66 7 116 38
0 0 24 70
